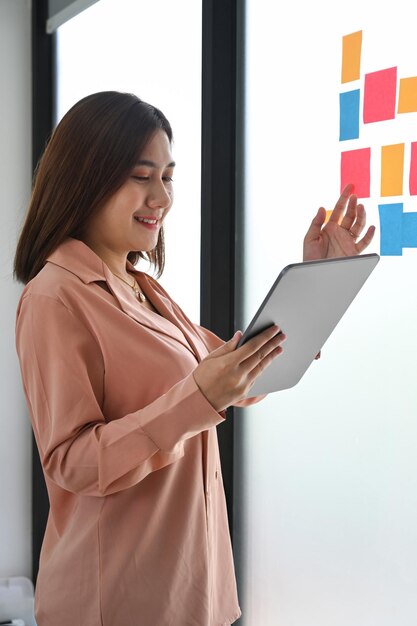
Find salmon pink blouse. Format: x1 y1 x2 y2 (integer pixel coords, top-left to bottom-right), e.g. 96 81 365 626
15 238 241 626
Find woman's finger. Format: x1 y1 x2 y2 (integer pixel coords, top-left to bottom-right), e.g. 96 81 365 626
235 324 281 362
207 330 242 358
356 225 376 253
240 331 286 374
328 183 353 224
349 203 366 238
303 206 326 243
340 193 358 230
246 344 284 384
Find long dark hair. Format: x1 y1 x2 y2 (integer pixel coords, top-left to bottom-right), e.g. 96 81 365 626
14 91 173 284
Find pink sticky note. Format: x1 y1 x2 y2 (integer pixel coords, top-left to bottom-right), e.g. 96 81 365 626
341 148 371 198
363 67 397 123
410 142 417 195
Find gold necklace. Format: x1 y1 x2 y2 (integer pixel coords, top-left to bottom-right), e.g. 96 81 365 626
112 272 147 302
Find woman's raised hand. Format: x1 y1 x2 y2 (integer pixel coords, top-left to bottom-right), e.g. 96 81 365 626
303 184 376 261
193 325 285 412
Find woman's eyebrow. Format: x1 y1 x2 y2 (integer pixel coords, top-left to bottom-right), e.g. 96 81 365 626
135 160 176 168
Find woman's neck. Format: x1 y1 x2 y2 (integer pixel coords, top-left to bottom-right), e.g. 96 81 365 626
83 239 130 278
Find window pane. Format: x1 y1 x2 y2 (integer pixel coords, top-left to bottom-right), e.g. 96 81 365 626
56 0 202 321
235 2 417 625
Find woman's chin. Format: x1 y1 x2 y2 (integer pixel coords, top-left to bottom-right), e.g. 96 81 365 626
130 235 159 253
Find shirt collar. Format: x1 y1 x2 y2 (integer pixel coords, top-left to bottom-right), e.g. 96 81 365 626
45 237 207 362
47 237 119 283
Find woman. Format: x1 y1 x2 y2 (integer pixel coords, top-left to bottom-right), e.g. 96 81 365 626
14 91 374 626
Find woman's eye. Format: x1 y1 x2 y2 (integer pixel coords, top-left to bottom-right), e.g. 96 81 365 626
132 175 149 182
131 174 174 183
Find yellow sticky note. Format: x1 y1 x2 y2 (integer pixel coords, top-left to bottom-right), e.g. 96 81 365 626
325 210 343 225
398 76 417 113
381 144 404 196
341 31 362 84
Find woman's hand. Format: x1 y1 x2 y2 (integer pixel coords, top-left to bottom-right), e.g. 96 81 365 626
193 325 286 412
234 394 267 407
303 184 376 261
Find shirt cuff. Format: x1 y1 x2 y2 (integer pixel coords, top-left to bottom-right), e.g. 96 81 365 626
138 373 225 451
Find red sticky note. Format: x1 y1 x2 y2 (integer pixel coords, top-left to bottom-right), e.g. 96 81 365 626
363 67 397 123
410 142 417 195
341 148 371 198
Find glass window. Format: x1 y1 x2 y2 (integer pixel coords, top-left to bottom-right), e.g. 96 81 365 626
235 2 417 624
56 0 202 321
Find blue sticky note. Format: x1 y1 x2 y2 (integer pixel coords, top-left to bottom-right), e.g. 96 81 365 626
339 90 360 141
379 203 417 255
402 213 417 248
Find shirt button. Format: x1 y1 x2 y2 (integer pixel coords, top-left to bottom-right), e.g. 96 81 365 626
215 470 218 480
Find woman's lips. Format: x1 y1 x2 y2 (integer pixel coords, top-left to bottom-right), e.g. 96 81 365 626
133 216 159 230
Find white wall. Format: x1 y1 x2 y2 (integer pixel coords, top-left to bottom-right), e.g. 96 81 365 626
0 0 32 578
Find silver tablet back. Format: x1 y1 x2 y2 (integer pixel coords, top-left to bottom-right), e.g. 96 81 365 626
239 254 379 395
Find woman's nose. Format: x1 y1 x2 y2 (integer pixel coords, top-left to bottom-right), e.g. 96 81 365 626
147 180 172 209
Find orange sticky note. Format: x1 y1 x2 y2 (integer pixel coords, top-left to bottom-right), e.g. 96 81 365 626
381 144 404 196
342 31 362 83
398 76 417 113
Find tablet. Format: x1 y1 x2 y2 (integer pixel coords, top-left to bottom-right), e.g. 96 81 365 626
237 253 380 395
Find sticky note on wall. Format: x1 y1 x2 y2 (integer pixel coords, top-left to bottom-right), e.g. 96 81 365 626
381 143 404 196
339 90 360 140
341 147 371 198
398 76 417 113
379 203 417 255
410 142 417 195
341 31 362 83
363 67 397 123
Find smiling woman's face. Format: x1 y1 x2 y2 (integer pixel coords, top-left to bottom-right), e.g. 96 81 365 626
82 129 175 258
